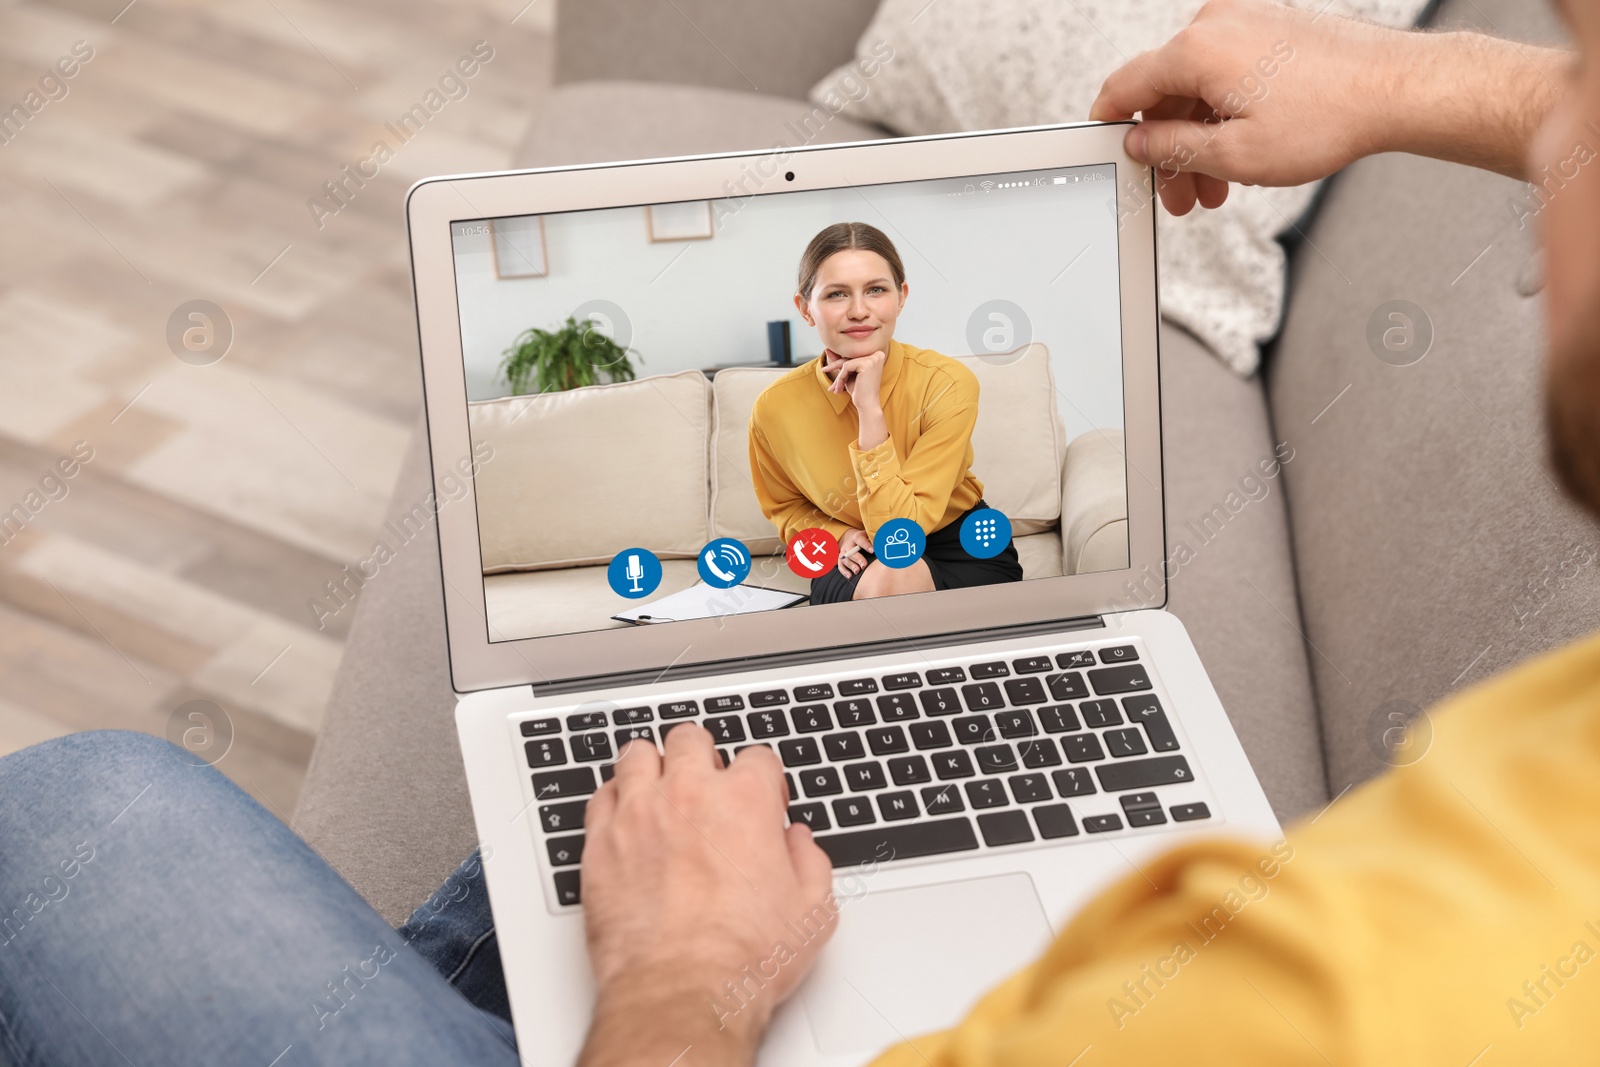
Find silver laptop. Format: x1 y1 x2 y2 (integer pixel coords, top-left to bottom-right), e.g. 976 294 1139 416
407 121 1280 1066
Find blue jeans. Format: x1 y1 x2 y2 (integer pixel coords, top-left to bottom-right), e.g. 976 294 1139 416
0 731 521 1066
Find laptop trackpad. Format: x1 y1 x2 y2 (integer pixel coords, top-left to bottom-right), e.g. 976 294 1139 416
801 872 1054 1056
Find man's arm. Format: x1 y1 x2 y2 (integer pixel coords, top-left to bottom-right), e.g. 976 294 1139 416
1087 0 1574 216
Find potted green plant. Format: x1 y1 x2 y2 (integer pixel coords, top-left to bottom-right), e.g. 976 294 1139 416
498 316 639 394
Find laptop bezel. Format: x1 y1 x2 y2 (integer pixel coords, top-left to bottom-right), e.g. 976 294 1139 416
406 121 1165 694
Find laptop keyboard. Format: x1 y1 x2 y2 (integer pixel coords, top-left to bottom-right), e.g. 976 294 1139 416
517 639 1213 909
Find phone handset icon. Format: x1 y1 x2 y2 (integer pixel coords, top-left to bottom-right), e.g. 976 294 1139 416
792 541 825 573
698 538 751 589
703 549 738 584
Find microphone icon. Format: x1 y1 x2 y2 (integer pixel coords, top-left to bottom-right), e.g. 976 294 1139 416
625 553 644 593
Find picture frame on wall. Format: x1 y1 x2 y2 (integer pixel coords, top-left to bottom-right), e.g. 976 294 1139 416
491 216 548 278
646 201 714 242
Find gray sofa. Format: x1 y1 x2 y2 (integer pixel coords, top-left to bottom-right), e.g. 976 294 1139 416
295 0 1597 925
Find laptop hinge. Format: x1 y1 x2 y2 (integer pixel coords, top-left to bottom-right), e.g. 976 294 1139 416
526 614 1106 698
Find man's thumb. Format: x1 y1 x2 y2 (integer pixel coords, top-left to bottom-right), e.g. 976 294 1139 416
1131 119 1234 178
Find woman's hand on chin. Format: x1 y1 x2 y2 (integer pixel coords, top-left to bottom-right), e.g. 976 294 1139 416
825 348 888 412
836 529 872 578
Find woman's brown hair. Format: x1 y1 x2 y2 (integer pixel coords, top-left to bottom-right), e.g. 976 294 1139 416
796 222 906 301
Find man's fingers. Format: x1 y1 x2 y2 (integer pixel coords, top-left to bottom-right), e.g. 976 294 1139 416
662 721 720 774
729 743 789 816
1194 172 1231 209
784 823 838 937
610 735 662 793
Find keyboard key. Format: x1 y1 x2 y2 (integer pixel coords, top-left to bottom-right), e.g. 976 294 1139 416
877 791 920 821
812 816 979 868
867 726 909 756
831 796 876 827
1095 755 1194 792
1171 802 1212 822
1056 650 1096 669
614 726 656 750
1008 773 1052 803
791 705 832 733
1127 808 1167 827
1120 792 1162 812
1105 728 1149 758
788 802 831 830
910 721 953 750
822 732 866 761
567 711 608 731
531 767 597 799
1012 656 1053 675
1088 664 1153 696
970 661 1010 679
749 689 788 708
538 799 587 833
596 763 612 784
706 695 745 713
795 683 834 701
1033 804 1080 838
800 766 844 797
1019 739 1063 768
1062 733 1106 763
995 710 1037 739
1051 767 1096 797
876 693 920 722
953 715 996 745
977 810 1034 846
975 744 1018 774
961 683 1004 712
546 834 584 867
842 762 888 791
1047 672 1089 701
1122 695 1180 752
1003 677 1049 706
1083 814 1123 833
704 716 746 744
658 700 699 719
888 755 932 785
571 732 613 762
746 710 790 739
786 773 796 801
1038 705 1081 733
778 737 822 767
612 708 653 728
926 667 967 685
964 779 1009 809
1099 644 1139 664
525 739 566 768
882 672 922 691
834 699 876 727
919 688 961 716
921 784 965 815
1080 700 1122 728
520 717 560 737
838 678 878 696
553 870 581 906
933 750 976 780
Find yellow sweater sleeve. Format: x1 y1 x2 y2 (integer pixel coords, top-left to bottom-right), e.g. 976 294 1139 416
849 365 978 536
748 417 851 545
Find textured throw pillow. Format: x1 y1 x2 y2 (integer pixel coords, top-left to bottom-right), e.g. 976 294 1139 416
811 0 1431 375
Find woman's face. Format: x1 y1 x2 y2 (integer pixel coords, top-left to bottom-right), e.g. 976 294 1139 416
794 249 908 359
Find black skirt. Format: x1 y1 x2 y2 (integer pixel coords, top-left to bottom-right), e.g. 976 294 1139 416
810 501 1024 605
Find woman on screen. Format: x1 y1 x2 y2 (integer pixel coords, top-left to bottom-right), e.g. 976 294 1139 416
748 221 1023 604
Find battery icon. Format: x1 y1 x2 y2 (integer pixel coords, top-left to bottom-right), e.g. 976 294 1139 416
1053 176 1067 184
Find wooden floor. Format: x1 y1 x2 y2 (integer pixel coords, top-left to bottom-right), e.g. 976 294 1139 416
0 0 555 818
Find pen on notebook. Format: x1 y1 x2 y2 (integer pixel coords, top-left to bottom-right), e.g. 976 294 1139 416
633 615 675 623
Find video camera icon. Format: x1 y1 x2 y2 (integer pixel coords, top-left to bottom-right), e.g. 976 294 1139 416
873 519 926 570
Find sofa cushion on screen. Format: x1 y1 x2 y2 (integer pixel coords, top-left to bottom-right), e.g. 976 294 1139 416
469 370 712 571
709 367 789 556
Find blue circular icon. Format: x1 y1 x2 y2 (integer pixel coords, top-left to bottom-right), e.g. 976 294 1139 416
959 508 1012 559
697 537 752 589
608 548 662 599
872 518 926 570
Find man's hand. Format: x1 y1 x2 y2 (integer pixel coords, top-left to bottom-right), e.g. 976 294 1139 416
1089 0 1572 216
577 725 838 1067
836 528 872 579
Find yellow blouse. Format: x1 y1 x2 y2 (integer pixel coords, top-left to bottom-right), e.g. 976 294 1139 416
747 340 984 545
867 629 1600 1067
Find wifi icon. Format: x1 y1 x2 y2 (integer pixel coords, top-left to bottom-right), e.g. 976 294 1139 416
979 180 996 192
698 537 752 589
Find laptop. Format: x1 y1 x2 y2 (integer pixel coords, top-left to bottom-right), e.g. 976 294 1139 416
407 120 1281 1066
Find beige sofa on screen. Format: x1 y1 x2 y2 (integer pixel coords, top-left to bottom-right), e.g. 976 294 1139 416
469 342 1129 639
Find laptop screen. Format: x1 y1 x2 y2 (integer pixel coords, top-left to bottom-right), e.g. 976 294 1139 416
448 162 1129 644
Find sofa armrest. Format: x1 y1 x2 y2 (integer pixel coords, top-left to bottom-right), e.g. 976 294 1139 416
555 0 880 101
1060 430 1130 575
